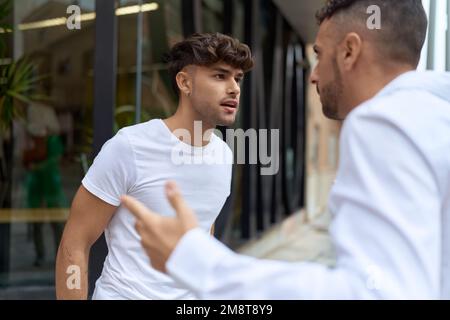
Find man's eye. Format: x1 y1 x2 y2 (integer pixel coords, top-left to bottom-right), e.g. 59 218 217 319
235 78 242 84
215 74 225 80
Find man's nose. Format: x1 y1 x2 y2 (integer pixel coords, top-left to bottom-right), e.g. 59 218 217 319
228 80 241 96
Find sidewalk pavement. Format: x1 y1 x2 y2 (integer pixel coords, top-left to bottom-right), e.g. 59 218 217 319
238 210 336 267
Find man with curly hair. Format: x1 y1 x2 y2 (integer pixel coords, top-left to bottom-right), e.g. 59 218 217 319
55 33 254 299
123 0 450 299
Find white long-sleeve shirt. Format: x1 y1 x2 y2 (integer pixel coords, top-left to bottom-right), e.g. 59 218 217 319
166 71 450 299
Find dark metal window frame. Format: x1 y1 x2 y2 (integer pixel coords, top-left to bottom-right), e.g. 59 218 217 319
88 0 118 297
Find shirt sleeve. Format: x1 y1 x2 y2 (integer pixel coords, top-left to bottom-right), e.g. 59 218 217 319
82 130 137 206
166 109 441 299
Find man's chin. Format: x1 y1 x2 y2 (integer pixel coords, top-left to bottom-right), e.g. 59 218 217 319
322 105 340 121
216 116 237 127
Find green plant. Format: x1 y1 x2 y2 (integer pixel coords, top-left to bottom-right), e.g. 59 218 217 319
0 58 47 131
0 0 44 132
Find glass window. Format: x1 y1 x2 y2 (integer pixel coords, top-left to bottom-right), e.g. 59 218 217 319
115 0 180 131
202 0 224 33
418 0 448 71
0 0 187 297
1 0 95 296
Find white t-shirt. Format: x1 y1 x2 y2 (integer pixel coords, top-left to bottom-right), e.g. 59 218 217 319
82 119 233 299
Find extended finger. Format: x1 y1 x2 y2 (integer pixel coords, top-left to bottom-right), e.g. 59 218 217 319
165 181 194 218
121 195 157 223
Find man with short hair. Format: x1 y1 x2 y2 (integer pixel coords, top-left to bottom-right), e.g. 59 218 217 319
122 0 450 299
55 33 254 299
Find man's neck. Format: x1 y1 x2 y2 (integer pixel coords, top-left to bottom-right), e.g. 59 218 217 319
163 102 215 147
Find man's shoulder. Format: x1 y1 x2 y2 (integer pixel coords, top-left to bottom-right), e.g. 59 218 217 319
348 89 448 130
343 89 450 159
116 119 163 145
118 119 160 136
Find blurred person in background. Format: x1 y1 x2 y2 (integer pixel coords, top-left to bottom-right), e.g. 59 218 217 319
23 100 67 267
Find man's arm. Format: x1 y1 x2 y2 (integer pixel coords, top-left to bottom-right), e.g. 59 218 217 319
122 184 357 299
55 186 117 299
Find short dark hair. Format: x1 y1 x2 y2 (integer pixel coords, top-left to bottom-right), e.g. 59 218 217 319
164 33 254 96
316 0 428 66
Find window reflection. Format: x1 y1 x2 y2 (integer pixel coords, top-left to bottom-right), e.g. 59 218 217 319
116 0 181 129
2 0 95 291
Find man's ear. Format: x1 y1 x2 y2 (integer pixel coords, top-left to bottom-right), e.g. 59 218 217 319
338 32 362 71
176 69 193 97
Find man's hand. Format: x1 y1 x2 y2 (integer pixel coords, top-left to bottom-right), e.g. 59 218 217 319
121 181 198 273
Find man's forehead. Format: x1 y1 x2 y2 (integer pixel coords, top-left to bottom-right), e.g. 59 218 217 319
315 18 333 43
314 17 347 50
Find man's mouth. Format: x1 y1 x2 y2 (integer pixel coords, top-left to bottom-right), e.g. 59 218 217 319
220 99 238 109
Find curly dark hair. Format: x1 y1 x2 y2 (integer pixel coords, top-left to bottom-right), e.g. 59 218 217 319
315 0 428 66
164 33 254 96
